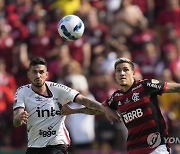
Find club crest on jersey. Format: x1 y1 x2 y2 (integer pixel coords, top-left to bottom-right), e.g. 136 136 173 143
132 93 140 102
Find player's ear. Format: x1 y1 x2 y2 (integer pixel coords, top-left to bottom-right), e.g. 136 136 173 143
46 71 49 79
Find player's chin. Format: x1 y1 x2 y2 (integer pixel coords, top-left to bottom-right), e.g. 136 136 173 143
120 82 127 86
34 82 44 87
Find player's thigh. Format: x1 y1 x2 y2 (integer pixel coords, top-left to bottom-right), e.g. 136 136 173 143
26 148 42 154
150 145 169 154
46 145 68 154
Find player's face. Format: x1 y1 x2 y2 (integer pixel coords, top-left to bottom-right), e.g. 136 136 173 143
115 63 134 88
27 65 48 87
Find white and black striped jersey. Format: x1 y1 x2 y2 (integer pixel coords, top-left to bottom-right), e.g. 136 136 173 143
13 81 79 148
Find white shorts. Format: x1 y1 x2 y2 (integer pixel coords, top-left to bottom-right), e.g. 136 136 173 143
150 145 170 154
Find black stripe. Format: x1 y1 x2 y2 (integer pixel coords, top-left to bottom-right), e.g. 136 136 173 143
127 127 157 141
122 102 149 113
125 114 154 129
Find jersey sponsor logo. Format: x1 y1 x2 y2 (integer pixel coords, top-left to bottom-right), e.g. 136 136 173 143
151 79 159 84
36 107 61 117
132 92 140 102
114 93 123 96
125 98 130 104
35 96 43 101
147 82 161 89
107 96 113 105
39 126 56 137
122 108 143 123
118 101 122 105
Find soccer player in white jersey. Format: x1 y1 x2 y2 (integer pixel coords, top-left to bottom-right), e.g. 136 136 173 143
13 57 120 154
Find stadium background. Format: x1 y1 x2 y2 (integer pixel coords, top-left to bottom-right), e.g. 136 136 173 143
0 0 180 153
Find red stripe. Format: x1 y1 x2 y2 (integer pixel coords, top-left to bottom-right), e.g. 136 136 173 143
119 96 150 111
128 119 155 134
161 82 167 94
63 127 71 145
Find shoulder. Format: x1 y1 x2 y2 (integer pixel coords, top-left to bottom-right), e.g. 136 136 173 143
46 81 71 91
16 84 31 93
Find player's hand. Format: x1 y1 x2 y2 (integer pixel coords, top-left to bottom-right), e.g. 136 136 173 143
15 111 29 125
61 105 75 115
101 105 121 124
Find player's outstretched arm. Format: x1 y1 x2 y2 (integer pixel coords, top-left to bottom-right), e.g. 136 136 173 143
165 82 180 93
74 94 121 123
13 107 28 127
61 104 102 115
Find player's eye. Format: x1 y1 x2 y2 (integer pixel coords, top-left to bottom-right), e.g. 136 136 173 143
39 70 44 74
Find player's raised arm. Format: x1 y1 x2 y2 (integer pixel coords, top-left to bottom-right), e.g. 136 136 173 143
61 104 103 115
74 94 121 123
13 107 29 127
164 82 180 93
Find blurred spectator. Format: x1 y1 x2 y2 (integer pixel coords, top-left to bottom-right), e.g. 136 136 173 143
27 20 53 58
8 13 28 42
85 8 109 56
156 0 180 35
0 58 16 92
0 59 15 148
128 18 156 62
65 74 95 152
116 0 146 27
0 19 14 72
50 0 80 16
138 41 161 79
156 43 180 82
67 37 92 74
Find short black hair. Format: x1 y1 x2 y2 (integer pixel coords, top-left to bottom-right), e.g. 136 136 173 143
114 58 134 70
29 57 47 70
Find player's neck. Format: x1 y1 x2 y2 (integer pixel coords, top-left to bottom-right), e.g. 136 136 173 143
32 84 48 96
120 79 135 92
121 85 132 92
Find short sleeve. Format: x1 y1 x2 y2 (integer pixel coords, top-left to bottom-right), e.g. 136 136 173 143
142 79 167 95
13 87 25 110
104 95 118 110
52 83 79 105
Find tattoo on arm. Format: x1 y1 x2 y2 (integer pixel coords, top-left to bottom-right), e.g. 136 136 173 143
165 83 180 93
75 107 103 115
76 95 102 111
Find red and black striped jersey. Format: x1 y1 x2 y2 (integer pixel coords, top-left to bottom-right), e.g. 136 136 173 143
104 79 170 154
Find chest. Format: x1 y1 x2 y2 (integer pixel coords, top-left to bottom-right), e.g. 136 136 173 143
25 94 61 118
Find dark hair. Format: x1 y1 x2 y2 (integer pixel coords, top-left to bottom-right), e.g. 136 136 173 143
114 58 134 70
29 57 47 70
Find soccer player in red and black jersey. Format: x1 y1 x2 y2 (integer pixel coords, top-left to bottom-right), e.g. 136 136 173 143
62 57 180 154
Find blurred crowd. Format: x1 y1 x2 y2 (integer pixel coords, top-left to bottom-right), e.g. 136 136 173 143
0 0 180 153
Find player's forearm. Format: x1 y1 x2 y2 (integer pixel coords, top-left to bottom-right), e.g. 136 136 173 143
73 107 103 115
165 82 180 93
75 94 105 112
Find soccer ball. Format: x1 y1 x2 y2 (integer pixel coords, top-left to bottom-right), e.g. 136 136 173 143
58 15 85 41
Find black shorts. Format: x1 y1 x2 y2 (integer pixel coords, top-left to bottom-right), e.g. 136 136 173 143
26 144 68 154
